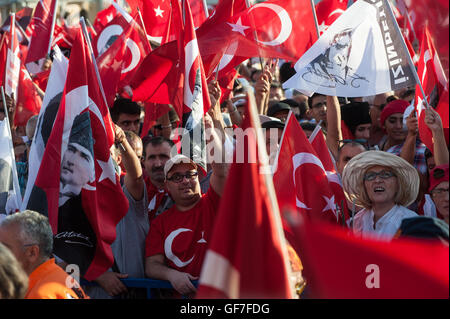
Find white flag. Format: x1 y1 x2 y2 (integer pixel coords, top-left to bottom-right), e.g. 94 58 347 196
21 46 69 210
0 119 22 214
283 0 416 97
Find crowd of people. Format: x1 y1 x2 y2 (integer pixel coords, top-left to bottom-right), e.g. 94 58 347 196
0 3 449 300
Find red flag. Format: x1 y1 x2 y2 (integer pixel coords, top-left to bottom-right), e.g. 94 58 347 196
196 0 247 78
127 0 171 44
218 68 239 103
96 21 133 108
0 33 8 88
30 28 128 280
273 112 337 252
415 26 448 154
5 14 21 99
93 4 117 33
397 0 449 78
14 64 42 126
197 0 318 78
309 126 349 223
315 0 348 35
197 94 293 299
25 0 57 73
293 217 449 298
189 0 208 28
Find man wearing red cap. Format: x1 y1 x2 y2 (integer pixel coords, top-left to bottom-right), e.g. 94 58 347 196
379 99 428 176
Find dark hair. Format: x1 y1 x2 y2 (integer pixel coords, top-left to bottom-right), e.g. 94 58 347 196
124 130 141 145
142 136 174 159
270 82 283 90
308 93 325 109
425 148 433 161
279 62 296 83
110 98 141 123
300 122 317 132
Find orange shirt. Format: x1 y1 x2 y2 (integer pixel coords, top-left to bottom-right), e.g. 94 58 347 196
25 258 88 299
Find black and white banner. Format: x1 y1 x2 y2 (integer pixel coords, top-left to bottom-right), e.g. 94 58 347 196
283 0 416 97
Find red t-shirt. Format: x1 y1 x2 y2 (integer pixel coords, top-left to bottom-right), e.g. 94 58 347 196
145 186 221 277
145 176 169 221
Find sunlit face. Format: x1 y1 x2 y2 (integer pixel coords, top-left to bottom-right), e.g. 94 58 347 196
354 123 372 140
383 113 407 143
165 163 201 206
61 144 93 193
309 95 327 123
363 165 398 206
143 142 172 186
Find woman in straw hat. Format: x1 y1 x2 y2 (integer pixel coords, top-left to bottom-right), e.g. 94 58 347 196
342 151 419 239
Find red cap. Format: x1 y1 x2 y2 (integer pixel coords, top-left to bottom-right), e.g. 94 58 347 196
429 164 449 192
379 99 410 127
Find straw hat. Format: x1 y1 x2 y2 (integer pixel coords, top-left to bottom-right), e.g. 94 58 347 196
342 150 419 209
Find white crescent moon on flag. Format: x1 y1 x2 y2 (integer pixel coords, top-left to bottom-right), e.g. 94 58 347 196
328 8 345 18
121 39 141 74
164 228 195 268
97 24 123 56
248 3 292 46
184 39 200 108
218 41 239 71
292 152 326 210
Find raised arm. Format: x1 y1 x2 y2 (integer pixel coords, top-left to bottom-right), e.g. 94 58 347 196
399 110 418 165
115 124 144 200
325 95 342 160
425 106 449 165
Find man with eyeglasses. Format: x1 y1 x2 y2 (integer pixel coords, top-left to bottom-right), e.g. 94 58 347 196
145 115 228 297
307 93 328 129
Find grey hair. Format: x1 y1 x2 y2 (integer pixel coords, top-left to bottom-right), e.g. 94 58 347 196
1 210 53 259
0 242 28 299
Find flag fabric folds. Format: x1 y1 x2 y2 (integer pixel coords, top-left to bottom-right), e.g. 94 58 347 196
25 28 128 280
283 0 417 97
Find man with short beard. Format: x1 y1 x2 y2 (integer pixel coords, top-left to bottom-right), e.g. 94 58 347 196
142 136 175 221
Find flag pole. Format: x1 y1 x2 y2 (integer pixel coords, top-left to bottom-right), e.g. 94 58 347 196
136 7 153 53
1 86 23 209
85 18 98 37
309 0 321 38
202 0 209 18
244 0 265 71
246 88 297 299
80 17 125 152
48 0 59 56
308 120 323 142
384 0 430 109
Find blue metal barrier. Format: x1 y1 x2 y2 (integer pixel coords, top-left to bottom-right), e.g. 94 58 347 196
81 278 199 299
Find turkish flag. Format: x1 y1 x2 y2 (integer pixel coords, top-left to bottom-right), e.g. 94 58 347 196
292 217 449 298
309 126 349 223
196 92 293 299
197 0 318 78
315 0 348 35
0 33 8 88
25 0 57 72
397 0 449 78
4 14 21 99
218 68 239 103
189 0 208 28
126 0 171 43
14 64 42 126
130 40 179 105
196 0 248 78
273 112 337 255
96 21 133 108
415 26 448 154
30 28 128 280
140 102 171 138
93 4 117 33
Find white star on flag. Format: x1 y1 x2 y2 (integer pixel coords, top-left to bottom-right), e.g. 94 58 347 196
227 18 249 36
97 157 117 185
106 14 113 22
322 195 336 215
154 6 164 18
318 20 328 35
